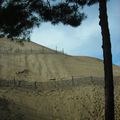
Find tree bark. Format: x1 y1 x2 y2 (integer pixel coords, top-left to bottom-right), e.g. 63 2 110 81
99 0 114 120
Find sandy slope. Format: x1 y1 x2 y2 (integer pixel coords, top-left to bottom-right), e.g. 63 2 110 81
0 38 120 82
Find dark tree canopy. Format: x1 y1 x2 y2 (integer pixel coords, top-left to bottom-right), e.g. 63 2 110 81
0 0 98 39
0 0 41 39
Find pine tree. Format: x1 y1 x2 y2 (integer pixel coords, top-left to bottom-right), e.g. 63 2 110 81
0 0 115 119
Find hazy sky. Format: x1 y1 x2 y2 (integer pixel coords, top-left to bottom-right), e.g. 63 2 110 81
31 0 120 66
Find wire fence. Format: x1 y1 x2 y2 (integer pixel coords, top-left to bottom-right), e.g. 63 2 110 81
0 49 65 55
0 76 120 91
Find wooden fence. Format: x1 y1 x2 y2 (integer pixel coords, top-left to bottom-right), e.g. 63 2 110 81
0 49 65 55
0 76 120 91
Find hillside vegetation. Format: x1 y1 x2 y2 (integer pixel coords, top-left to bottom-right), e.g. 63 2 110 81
0 38 120 82
0 79 120 120
0 38 120 120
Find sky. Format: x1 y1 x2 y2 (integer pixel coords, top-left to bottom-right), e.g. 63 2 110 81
31 0 120 66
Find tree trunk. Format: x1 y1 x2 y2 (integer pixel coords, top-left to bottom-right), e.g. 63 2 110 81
99 0 114 120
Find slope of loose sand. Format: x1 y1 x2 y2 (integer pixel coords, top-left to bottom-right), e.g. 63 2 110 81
0 37 120 82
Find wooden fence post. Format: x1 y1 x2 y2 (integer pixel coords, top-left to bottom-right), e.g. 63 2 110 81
13 79 16 87
34 81 37 89
18 81 21 87
72 76 74 86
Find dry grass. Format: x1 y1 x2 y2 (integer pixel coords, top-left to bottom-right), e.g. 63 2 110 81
0 38 120 82
0 38 120 119
0 79 120 120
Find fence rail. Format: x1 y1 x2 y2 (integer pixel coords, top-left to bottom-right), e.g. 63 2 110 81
0 49 64 55
0 76 120 91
